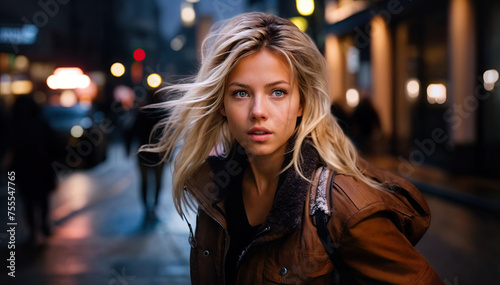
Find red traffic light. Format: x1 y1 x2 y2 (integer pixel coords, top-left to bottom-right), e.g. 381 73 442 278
133 48 146 61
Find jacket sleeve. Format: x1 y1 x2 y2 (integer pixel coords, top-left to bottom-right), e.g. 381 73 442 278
339 210 444 285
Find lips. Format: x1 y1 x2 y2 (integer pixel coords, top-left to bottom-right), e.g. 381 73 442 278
248 127 272 142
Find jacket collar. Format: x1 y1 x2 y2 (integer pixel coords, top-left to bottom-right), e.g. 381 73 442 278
204 140 321 237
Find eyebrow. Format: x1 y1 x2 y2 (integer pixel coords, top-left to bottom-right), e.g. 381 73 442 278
228 80 290 89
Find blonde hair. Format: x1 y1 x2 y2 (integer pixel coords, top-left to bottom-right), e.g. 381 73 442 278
143 12 380 216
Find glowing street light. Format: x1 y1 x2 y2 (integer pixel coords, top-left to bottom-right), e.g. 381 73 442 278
296 0 315 16
406 78 420 99
147 73 162 88
289 17 308 32
346 88 360 108
426 84 446 104
110 62 125 77
11 80 33 95
483 69 499 91
181 2 196 27
70 125 84 138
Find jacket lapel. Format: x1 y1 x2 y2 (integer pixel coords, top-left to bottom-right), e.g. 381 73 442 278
263 141 320 238
188 140 321 239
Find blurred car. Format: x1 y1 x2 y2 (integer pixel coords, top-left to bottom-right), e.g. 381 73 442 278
42 104 108 169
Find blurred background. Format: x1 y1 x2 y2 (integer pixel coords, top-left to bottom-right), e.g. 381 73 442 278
0 0 499 284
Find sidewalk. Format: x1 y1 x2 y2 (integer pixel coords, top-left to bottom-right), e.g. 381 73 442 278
365 154 500 214
0 143 194 285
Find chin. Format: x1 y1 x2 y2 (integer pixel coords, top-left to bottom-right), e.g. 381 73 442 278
245 145 284 159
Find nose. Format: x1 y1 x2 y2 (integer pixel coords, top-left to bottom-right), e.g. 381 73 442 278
250 95 268 121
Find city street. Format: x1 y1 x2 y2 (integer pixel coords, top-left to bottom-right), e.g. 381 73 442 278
0 143 194 285
1 143 499 284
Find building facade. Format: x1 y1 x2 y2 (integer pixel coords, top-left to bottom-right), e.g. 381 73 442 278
324 0 499 179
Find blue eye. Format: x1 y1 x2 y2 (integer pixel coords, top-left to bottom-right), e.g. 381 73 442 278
233 90 248 98
272 89 286 97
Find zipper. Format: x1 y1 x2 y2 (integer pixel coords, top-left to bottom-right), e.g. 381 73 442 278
186 183 230 285
211 210 230 285
234 225 271 280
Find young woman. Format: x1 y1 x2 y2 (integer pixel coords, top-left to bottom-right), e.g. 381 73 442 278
144 12 443 285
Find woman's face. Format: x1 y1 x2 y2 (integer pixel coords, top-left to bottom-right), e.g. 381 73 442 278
221 49 303 159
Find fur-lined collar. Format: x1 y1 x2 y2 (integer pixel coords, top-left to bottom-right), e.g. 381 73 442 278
207 141 321 237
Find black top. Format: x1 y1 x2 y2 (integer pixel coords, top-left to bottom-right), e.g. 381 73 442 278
225 173 261 284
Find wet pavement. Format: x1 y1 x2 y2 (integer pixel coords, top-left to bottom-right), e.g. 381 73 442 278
0 143 194 285
0 143 499 284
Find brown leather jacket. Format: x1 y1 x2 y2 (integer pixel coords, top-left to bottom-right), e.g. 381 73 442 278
185 143 444 284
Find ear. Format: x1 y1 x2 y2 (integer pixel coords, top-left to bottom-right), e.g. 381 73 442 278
220 105 226 117
297 103 303 117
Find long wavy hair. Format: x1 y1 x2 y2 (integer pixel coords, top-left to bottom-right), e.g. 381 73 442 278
143 12 380 216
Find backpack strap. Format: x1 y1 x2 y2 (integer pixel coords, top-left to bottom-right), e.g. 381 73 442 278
310 167 357 285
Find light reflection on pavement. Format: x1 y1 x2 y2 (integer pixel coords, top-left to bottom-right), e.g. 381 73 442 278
0 143 192 285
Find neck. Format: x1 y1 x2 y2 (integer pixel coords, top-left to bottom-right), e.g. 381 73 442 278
245 149 286 196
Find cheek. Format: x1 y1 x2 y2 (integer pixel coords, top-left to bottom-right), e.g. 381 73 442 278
224 106 247 129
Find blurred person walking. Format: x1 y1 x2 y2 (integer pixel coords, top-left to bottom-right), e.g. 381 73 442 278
351 97 382 154
127 92 166 223
9 95 59 244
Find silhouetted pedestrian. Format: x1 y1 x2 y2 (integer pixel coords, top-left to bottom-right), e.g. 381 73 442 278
9 95 59 244
127 93 165 223
351 97 382 154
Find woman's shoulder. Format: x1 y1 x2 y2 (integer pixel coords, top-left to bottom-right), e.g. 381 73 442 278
185 161 214 201
185 153 246 205
328 162 431 245
332 159 429 216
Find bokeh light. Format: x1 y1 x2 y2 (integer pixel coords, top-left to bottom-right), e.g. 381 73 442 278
181 2 196 27
110 62 125 77
406 79 420 99
133 48 146 62
427 84 446 104
60 90 78 107
47 67 90 90
296 0 315 16
289 17 308 32
11 80 33 95
483 69 499 91
346 88 360 108
70 125 84 138
170 35 186 51
14 55 29 72
147 73 162 88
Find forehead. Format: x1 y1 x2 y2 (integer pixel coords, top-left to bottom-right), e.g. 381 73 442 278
227 49 293 84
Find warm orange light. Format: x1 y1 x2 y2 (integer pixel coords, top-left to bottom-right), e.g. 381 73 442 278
47 67 91 89
296 0 315 16
289 17 308 32
181 2 196 27
110 62 125 77
147 73 162 88
11 80 33 95
75 80 98 103
130 62 143 84
483 69 499 91
346 88 360 108
406 79 420 99
60 90 78 107
427 84 446 104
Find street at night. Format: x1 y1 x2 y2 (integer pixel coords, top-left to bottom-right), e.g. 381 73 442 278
0 142 499 284
2 0 500 284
